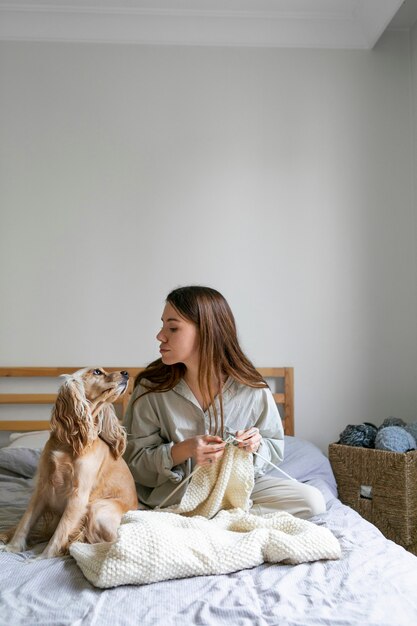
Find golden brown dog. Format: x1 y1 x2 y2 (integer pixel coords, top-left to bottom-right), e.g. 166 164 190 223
0 368 138 558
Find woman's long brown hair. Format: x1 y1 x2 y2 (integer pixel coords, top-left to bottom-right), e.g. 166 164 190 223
135 286 267 435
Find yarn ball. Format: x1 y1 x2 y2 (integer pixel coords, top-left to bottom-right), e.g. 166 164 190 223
338 423 378 448
379 417 407 429
404 422 417 442
375 426 416 452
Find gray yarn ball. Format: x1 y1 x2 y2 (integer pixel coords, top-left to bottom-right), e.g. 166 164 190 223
405 422 417 442
375 426 416 452
380 417 407 429
338 423 377 448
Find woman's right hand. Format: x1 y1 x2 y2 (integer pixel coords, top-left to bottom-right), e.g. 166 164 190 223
172 435 226 467
190 435 226 466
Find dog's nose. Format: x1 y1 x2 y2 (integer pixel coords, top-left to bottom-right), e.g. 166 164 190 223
121 371 129 378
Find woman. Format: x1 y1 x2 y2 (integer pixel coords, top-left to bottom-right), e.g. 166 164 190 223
124 286 325 518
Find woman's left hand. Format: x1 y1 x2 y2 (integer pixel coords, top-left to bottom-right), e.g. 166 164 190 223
235 427 261 453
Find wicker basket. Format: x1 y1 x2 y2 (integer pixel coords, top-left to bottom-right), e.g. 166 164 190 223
328 443 417 555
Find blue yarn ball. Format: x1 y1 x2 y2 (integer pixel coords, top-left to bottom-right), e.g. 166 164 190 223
375 426 416 452
380 417 406 429
405 422 417 442
339 423 377 448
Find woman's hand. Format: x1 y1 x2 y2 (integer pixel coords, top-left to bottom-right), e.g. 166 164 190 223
171 435 226 467
191 435 226 466
235 427 261 453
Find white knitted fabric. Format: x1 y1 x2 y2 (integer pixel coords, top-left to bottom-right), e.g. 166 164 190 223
165 444 254 517
70 446 341 588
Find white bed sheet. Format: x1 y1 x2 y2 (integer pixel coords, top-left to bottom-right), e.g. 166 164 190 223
0 437 416 626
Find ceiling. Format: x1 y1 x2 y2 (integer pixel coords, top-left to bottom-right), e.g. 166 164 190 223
0 0 414 49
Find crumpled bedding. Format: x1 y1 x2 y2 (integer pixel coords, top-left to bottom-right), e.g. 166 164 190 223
1 440 417 626
70 445 340 587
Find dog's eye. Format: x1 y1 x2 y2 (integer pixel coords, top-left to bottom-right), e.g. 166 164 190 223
93 369 104 375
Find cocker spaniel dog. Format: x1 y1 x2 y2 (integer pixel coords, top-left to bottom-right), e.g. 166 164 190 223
0 368 138 558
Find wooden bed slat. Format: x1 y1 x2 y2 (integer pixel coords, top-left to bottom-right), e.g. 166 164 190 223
0 421 51 431
0 394 126 406
0 366 294 436
283 367 294 438
258 367 285 377
0 394 57 405
0 367 146 377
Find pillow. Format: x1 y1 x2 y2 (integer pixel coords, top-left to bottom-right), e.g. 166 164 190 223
0 447 41 478
7 430 50 449
278 436 338 501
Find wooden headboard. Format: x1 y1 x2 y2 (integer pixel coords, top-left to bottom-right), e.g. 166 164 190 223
0 367 294 436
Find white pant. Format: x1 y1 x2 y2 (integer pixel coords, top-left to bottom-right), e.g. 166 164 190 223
250 474 326 519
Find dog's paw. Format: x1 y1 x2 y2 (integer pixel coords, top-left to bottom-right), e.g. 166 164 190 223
41 545 65 559
2 543 26 553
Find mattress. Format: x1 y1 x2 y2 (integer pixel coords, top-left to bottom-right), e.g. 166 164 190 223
1 436 417 626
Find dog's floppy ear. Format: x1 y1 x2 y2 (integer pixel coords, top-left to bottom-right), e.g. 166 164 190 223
98 404 127 459
50 376 94 455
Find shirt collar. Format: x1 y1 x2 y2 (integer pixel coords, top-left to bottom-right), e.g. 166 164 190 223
173 376 236 408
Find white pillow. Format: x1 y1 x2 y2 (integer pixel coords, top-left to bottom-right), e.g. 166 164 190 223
7 430 50 449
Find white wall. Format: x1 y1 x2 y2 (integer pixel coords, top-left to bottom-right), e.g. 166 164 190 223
1 31 416 451
411 22 417 409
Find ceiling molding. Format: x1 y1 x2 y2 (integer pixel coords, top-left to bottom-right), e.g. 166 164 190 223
0 0 404 49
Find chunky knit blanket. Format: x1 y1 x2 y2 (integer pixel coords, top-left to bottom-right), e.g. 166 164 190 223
70 446 341 588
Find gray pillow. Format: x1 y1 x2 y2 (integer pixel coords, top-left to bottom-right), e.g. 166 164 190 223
0 447 41 478
276 436 337 500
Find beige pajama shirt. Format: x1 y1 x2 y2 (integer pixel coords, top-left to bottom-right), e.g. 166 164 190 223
123 378 325 518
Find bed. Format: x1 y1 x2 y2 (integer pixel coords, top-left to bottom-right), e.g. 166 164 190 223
0 366 417 626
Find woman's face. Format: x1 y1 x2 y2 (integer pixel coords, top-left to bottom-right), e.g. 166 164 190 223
156 303 200 369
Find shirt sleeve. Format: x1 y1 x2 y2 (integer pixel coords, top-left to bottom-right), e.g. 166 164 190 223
252 387 285 478
123 384 185 488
